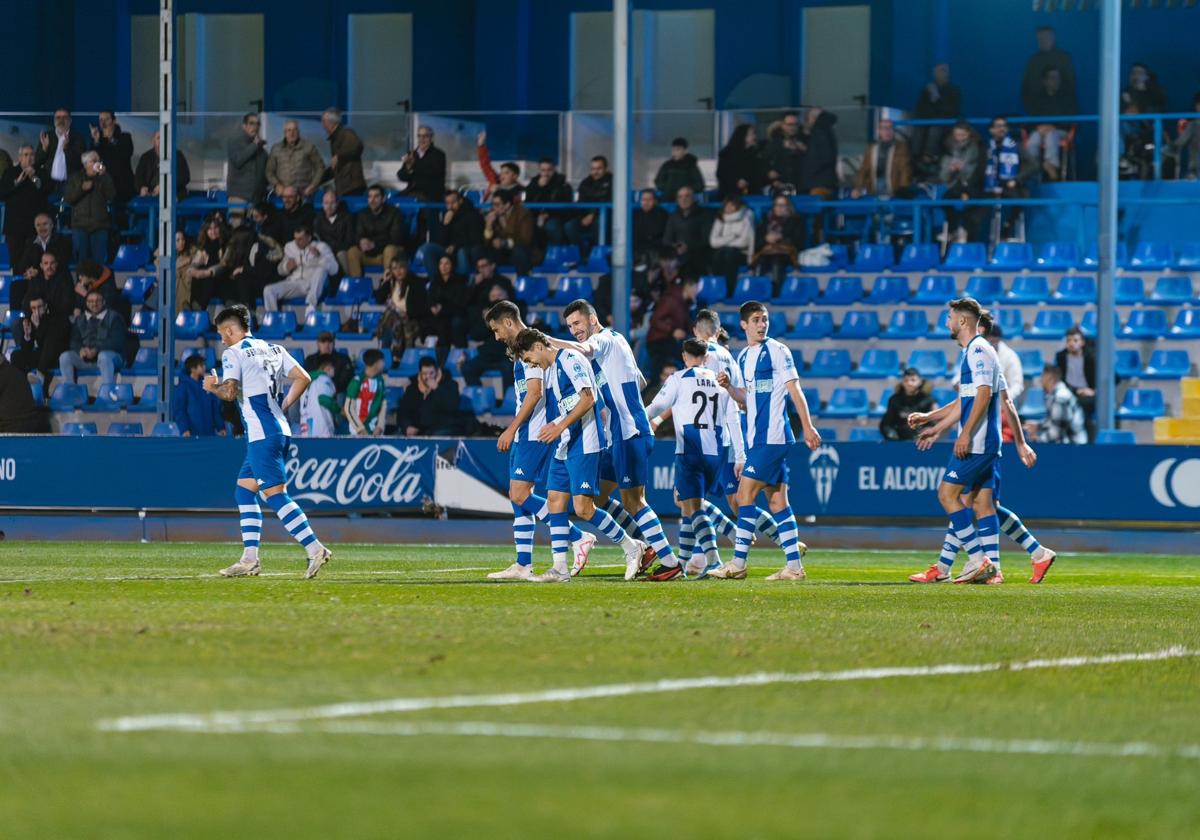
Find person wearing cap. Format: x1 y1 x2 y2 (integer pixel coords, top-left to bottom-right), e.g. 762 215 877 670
304 330 355 394
654 137 705 201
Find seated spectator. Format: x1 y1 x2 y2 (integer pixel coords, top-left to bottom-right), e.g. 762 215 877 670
1054 326 1095 418
1121 63 1167 120
35 108 85 195
73 259 123 319
800 107 839 197
187 214 230 309
59 290 126 384
266 120 325 199
464 255 517 344
265 223 338 316
0 144 50 273
1026 365 1087 444
65 151 115 264
175 231 198 312
708 196 755 294
1021 26 1077 117
880 368 935 441
135 130 191 200
0 351 49 433
227 113 268 214
304 331 355 395
646 274 699 380
654 137 705 201
219 224 279 308
566 155 612 257
322 108 366 197
22 252 75 316
261 185 316 245
11 213 71 307
344 348 388 436
11 294 70 392
716 124 765 197
374 257 428 355
751 194 805 291
483 191 535 275
765 112 804 192
299 354 340 438
1024 67 1077 181
426 189 485 276
1119 65 1166 180
912 64 962 176
939 121 983 243
174 354 225 437
524 158 574 247
475 130 523 201
633 188 668 269
398 126 447 201
853 118 913 198
314 189 361 278
355 184 407 270
90 111 135 202
662 185 710 273
398 356 462 436
984 116 1034 240
424 255 470 349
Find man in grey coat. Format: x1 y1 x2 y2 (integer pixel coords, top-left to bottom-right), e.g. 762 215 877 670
227 113 268 218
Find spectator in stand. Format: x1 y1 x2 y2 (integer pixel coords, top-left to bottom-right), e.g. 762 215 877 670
266 120 325 199
765 113 805 192
1021 26 1077 117
751 194 805 292
264 223 338 316
425 254 470 349
227 113 268 214
912 64 963 176
322 108 366 197
299 355 340 438
314 189 361 278
800 107 839 198
261 185 316 245
662 185 710 273
0 351 49 434
646 274 699 380
344 348 388 436
12 293 71 392
304 331 356 394
1024 67 1077 181
524 158 574 248
398 356 462 436
1026 365 1087 445
566 155 612 257
175 231 198 312
59 290 126 385
11 213 71 307
853 118 913 199
633 188 668 269
464 255 517 343
475 130 523 201
135 131 191 201
374 256 428 355
716 124 765 197
174 355 225 437
484 190 535 274
398 126 446 201
0 145 49 273
65 151 115 264
1054 326 1095 419
219 224 278 309
708 196 755 295
22 252 75 316
89 111 135 202
880 368 935 441
355 184 407 270
72 259 122 319
939 121 983 243
1171 92 1200 180
1120 64 1167 179
188 214 230 310
1121 63 1167 121
984 116 1033 240
427 189 485 276
654 137 705 201
35 108 85 196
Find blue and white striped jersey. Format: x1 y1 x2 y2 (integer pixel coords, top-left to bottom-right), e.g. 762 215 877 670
646 366 745 461
512 359 547 444
584 328 651 441
544 348 607 459
737 338 799 448
220 336 298 442
957 335 1002 456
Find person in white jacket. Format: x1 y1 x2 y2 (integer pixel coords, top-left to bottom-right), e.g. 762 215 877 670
264 223 339 315
708 195 755 294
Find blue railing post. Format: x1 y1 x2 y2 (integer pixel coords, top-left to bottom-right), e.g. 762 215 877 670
1153 117 1163 180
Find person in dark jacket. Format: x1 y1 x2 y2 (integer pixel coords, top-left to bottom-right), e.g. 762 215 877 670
646 275 699 380
90 111 136 202
21 252 75 315
525 158 574 247
35 108 86 194
764 113 805 192
398 126 446 201
0 145 49 271
11 291 71 393
174 354 225 437
799 108 839 196
314 189 360 278
65 152 116 264
1021 26 1077 117
73 259 124 319
880 369 936 441
135 130 191 200
464 255 518 343
322 108 367 197
0 352 49 433
59 290 126 384
654 137 705 201
260 186 316 245
661 186 711 273
398 356 464 436
11 213 71 307
304 332 356 395
355 185 407 270
483 191 536 274
716 124 766 198
226 113 268 209
424 255 470 349
751 194 806 292
912 64 963 175
1055 326 1097 418
634 189 669 269
1024 67 1078 181
565 155 612 257
427 190 485 276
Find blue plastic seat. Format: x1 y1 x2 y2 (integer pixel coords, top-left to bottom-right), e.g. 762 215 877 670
540 245 580 272
776 275 820 305
931 387 957 407
815 426 839 441
326 276 373 306
802 387 822 416
787 311 834 339
1141 350 1191 380
497 386 518 415
1021 389 1046 421
112 243 151 271
730 275 771 305
995 308 1024 338
0 242 8 270
534 310 562 334
1174 242 1200 270
1114 276 1145 305
49 383 88 411
1083 242 1128 267
1149 275 1194 305
943 243 986 270
357 311 382 336
1036 241 1082 270
461 385 496 415
151 421 181 437
883 309 930 339
257 310 296 340
852 243 893 272
819 275 864 305
837 310 880 339
1128 241 1172 270
584 244 612 272
1114 349 1143 379
896 243 940 272
989 242 1033 270
1120 309 1169 340
807 349 852 378
131 384 158 412
385 386 405 412
395 347 425 378
1053 275 1097 303
1096 429 1136 444
690 275 724 306
963 275 1004 304
1118 388 1165 419
1168 308 1200 339
865 275 909 304
1026 309 1073 338
88 383 133 411
912 274 956 304
129 347 157 374
514 275 550 305
174 310 209 339
851 348 900 379
295 310 341 338
444 348 471 372
29 381 43 404
908 349 948 379
550 275 593 304
1016 349 1043 377
1005 275 1050 303
121 275 156 304
823 387 869 417
129 309 159 340
61 422 99 436
1 307 23 334
0 276 9 305
107 421 143 436
1080 310 1121 340
848 427 883 442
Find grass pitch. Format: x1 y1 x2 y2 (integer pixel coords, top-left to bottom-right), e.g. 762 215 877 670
1 540 1199 839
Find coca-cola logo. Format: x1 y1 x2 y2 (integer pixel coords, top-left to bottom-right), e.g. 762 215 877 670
285 443 431 507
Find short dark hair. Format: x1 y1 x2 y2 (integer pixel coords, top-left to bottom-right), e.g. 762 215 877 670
640 188 657 199
949 297 982 320
512 327 550 355
990 324 1004 339
184 354 206 374
444 188 460 199
242 112 259 125
1043 364 1063 380
682 338 707 358
978 310 994 333
563 299 597 321
902 367 921 378
314 353 336 371
485 300 521 326
417 355 437 370
367 184 385 197
671 137 688 149
591 155 608 167
362 348 385 369
538 157 555 167
990 115 1009 127
317 330 335 343
739 301 767 322
215 304 251 332
492 190 514 206
500 162 520 176
694 309 720 332
293 222 312 237
1066 325 1083 339
953 119 972 133
76 259 104 280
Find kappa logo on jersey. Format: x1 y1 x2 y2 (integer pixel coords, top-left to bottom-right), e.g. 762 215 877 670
745 465 756 474
622 475 631 483
580 481 591 490
514 468 525 476
808 445 840 510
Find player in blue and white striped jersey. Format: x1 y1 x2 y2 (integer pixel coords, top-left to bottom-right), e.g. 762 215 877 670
513 328 650 583
643 339 746 581
482 302 596 581
202 304 331 580
710 301 821 581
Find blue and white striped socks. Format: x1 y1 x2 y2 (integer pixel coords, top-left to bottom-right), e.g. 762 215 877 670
692 511 718 563
772 506 806 571
678 517 695 564
548 511 571 573
702 500 737 541
939 523 959 572
235 486 261 560
732 505 757 569
948 508 987 568
520 493 585 546
512 501 535 567
754 508 782 546
603 498 642 541
265 492 323 557
634 505 675 562
589 509 632 547
998 504 1040 555
978 513 1001 570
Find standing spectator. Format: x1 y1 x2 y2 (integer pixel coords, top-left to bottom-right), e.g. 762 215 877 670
800 107 839 197
187 214 230 310
475 130 523 201
299 355 339 438
11 293 70 392
427 190 485 276
173 355 225 437
524 159 574 247
853 118 913 198
765 113 806 191
880 368 936 441
751 195 804 291
708 196 755 294
1170 92 1200 180
322 109 366 197
662 185 711 273
264 224 338 316
35 108 85 196
59 290 126 384
266 120 325 199
0 351 49 433
566 155 612 257
1021 26 1077 117
939 121 983 243
483 191 535 274
1024 67 1077 181
425 255 470 349
175 231 198 312
985 323 1024 402
261 185 316 245
22 252 75 316
304 332 356 395
226 113 268 212
398 356 462 436
0 145 49 272
645 275 699 380
344 348 388 436
654 137 705 201
64 151 115 264
984 116 1033 240
374 257 427 356
912 64 963 175
89 111 135 202
1026 365 1087 445
398 126 446 201
1054 326 1095 418
11 213 71 307
716 124 765 197
314 190 361 278
355 184 407 270
633 188 669 269
135 131 191 200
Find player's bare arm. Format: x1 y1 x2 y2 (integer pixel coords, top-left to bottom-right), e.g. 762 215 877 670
716 371 746 408
909 396 960 429
204 371 239 402
280 364 311 413
545 335 594 358
954 385 991 458
1001 390 1037 467
784 379 821 450
537 387 594 444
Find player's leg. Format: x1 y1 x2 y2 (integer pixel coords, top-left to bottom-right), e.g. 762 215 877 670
708 473 766 579
911 488 978 583
530 485 573 583
221 470 264 577
650 496 696 581
937 458 993 583
617 436 673 570
649 457 698 580
972 488 1002 584
675 490 696 564
598 446 645 540
707 497 738 543
764 482 808 581
996 503 1057 583
252 436 331 578
573 489 646 581
490 478 537 580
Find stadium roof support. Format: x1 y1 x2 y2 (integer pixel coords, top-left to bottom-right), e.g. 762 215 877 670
611 0 632 336
156 0 177 424
1095 0 1120 431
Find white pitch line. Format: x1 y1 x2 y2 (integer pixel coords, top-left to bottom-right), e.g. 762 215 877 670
96 646 1196 733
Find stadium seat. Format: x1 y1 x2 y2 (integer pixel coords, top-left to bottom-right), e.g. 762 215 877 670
29 381 43 404
1149 275 1194 305
730 275 771 305
908 349 948 379
88 383 133 412
807 244 849 272
111 242 151 271
514 275 550 305
912 275 955 304
848 427 883 442
989 242 1033 270
694 275 726 306
1 307 23 334
1115 276 1145 304
497 386 517 415
1021 389 1046 421
61 422 98 436
1005 275 1050 303
1053 275 1097 303
1080 309 1120 340
1141 350 1191 380
584 244 612 272
815 427 838 441
865 275 909 304
173 311 209 339
852 243 893 272
819 275 864 305
1096 429 1136 444
121 275 155 305
963 275 1004 304
1118 388 1165 419
295 310 341 338
931 387 957 407
385 386 405 412
1026 310 1073 338
107 421 143 436
130 347 158 374
1174 241 1200 270
896 243 940 272
823 387 869 417
787 311 835 339
802 387 822 416
325 276 373 306
395 348 425 378
1016 349 1044 377
882 309 929 339
357 347 393 371
444 348 472 372
943 243 986 270
1083 241 1127 267
151 421 182 437
0 275 9 305
550 275 593 304
461 385 496 415
851 348 900 379
49 383 87 411
129 309 159 340
0 242 8 270
131 384 158 412
357 311 382 336
837 310 881 339
933 309 949 333
717 311 745 341
1114 349 1143 379
776 275 820 305
540 245 580 272
1167 308 1200 339
1121 309 1169 340
533 310 562 334
288 348 305 367
1035 241 1082 270
807 349 852 378
996 308 1024 338
1128 241 1172 270
257 310 296 340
